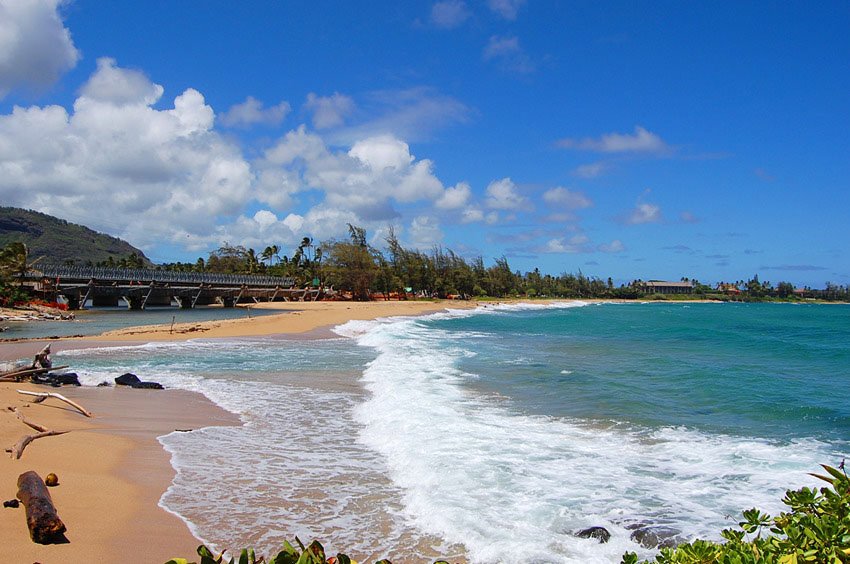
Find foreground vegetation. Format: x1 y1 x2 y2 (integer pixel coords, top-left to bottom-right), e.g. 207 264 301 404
166 463 850 564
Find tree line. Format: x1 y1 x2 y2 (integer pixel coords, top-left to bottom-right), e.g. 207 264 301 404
2 232 848 304
150 225 850 302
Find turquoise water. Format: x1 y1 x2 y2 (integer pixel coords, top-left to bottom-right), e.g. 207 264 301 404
51 302 849 562
1 305 280 339
448 302 850 442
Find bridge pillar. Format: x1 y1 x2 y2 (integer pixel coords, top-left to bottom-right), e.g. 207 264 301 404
63 294 82 310
121 296 145 310
174 296 194 309
217 296 237 308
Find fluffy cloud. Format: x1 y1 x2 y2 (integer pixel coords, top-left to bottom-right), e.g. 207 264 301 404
0 0 79 98
541 234 591 254
262 128 447 223
558 126 670 155
485 177 530 210
625 203 663 224
304 92 355 129
219 96 291 128
431 0 470 29
436 181 471 209
0 58 252 249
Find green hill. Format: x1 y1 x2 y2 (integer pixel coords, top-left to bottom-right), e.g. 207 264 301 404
0 207 151 266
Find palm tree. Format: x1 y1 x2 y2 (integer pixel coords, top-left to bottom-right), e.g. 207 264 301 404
0 242 43 284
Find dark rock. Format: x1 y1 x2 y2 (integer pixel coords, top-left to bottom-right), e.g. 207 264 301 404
51 373 81 386
131 381 164 390
96 381 111 387
628 525 682 549
576 526 611 543
3 499 19 508
115 373 141 386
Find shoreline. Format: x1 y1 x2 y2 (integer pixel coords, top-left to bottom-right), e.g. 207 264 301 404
0 299 477 562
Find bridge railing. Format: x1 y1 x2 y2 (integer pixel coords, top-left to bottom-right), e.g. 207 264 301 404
28 265 295 288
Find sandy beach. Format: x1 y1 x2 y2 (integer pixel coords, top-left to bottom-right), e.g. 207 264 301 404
0 299 475 563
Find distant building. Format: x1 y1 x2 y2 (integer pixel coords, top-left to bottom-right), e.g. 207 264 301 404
717 283 741 295
639 280 694 295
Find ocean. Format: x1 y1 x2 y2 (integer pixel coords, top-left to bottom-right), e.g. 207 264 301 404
54 301 849 563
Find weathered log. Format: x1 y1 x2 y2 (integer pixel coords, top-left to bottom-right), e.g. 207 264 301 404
0 365 70 382
16 390 92 417
16 471 66 543
10 430 68 460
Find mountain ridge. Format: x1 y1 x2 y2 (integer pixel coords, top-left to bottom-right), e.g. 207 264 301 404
0 207 151 266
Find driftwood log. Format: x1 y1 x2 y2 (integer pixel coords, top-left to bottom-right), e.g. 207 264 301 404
0 365 70 383
17 390 92 417
9 429 69 460
16 471 66 543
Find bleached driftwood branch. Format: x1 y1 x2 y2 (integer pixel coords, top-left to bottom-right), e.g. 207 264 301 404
9 430 68 460
16 390 93 418
7 407 49 432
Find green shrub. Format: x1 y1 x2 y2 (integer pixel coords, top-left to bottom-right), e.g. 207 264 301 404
622 463 850 564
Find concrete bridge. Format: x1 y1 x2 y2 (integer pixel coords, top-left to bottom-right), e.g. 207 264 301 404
24 265 318 310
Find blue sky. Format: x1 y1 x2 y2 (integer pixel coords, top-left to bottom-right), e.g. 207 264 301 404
1 1 847 287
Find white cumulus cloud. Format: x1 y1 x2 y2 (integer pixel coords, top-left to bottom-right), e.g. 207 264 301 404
0 58 252 250
436 181 472 210
0 0 79 98
485 177 530 211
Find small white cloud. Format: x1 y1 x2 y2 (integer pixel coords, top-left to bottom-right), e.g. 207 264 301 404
485 177 530 210
626 202 662 224
487 0 525 20
252 209 278 230
598 239 625 253
431 0 470 29
304 92 355 129
349 135 414 172
483 35 534 73
542 187 592 210
0 0 80 98
436 181 471 209
572 162 608 178
79 57 163 106
542 234 591 254
219 96 291 128
558 126 670 155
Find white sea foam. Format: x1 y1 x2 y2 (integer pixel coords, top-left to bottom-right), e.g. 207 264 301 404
341 311 834 563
